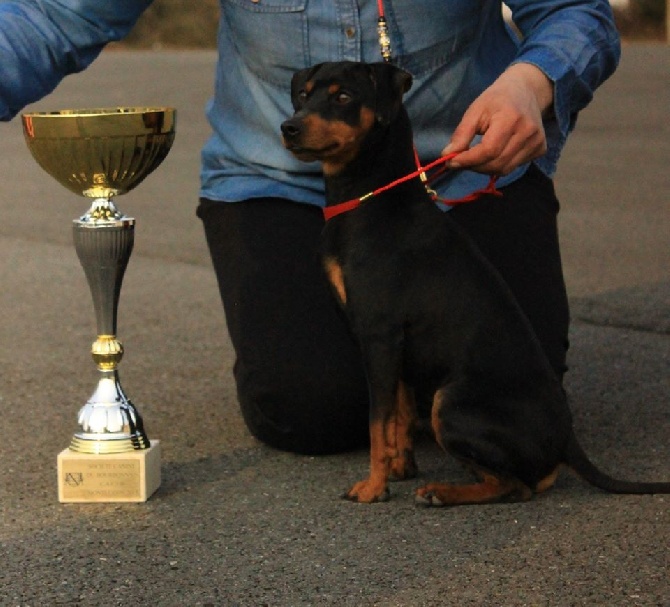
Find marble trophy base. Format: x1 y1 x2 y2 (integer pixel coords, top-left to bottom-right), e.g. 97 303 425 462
57 440 161 503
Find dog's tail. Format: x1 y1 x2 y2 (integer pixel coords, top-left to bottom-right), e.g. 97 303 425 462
566 432 670 494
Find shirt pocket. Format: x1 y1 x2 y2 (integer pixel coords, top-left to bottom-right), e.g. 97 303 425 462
385 0 481 76
221 0 308 89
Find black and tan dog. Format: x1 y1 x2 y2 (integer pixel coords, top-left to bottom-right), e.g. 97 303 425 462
281 61 670 505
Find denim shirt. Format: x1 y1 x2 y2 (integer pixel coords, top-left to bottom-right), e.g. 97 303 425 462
0 0 620 205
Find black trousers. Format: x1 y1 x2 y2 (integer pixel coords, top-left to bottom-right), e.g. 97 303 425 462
196 165 570 455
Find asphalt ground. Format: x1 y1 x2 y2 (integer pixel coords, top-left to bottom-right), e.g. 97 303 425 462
0 44 667 606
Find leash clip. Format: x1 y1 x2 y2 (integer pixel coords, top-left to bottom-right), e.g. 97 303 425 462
377 17 393 62
419 170 438 200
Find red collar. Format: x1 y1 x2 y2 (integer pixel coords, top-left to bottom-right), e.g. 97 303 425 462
322 151 501 221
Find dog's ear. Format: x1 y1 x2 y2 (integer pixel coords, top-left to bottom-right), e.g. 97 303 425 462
367 63 413 125
290 64 323 109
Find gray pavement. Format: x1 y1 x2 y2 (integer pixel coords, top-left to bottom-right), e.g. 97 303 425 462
0 44 668 606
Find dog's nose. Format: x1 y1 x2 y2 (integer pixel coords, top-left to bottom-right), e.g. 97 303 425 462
281 118 302 140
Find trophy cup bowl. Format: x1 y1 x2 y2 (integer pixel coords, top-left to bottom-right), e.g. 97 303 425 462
22 108 175 501
23 107 175 200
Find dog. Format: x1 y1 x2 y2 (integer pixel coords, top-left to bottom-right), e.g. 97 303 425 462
281 61 670 505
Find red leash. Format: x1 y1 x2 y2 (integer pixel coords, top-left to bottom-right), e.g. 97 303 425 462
322 2 501 222
323 152 501 221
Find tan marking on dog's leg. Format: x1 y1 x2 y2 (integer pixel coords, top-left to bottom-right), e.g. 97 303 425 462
416 473 532 507
431 387 448 451
534 467 560 494
389 381 418 480
345 419 391 503
323 256 347 305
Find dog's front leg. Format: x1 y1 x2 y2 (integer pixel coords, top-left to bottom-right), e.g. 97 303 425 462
344 410 394 503
388 381 418 481
345 344 404 503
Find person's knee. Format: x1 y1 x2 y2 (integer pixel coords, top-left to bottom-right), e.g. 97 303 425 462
235 360 369 455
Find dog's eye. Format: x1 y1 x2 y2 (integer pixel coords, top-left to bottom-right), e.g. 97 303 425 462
335 91 353 105
297 90 308 103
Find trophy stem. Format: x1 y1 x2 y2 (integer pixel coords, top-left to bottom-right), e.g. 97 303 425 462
71 197 150 454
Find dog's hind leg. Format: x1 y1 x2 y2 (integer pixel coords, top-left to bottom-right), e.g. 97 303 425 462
415 471 533 507
417 386 531 506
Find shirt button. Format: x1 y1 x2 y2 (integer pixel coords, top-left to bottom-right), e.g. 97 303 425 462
345 27 356 39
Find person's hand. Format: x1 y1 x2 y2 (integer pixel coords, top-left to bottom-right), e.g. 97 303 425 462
442 62 554 175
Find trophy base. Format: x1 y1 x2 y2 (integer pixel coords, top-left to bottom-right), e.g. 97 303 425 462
57 440 161 503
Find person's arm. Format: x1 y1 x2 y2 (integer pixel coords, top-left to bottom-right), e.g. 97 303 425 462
444 0 621 175
0 0 153 121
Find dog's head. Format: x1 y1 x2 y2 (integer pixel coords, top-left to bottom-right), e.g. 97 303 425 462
281 61 412 175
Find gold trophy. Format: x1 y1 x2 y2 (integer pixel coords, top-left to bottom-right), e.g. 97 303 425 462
22 107 176 502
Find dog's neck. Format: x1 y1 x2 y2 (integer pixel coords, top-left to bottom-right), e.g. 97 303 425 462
323 107 426 207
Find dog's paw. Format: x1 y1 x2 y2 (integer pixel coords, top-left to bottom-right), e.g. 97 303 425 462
343 479 390 503
415 488 447 507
